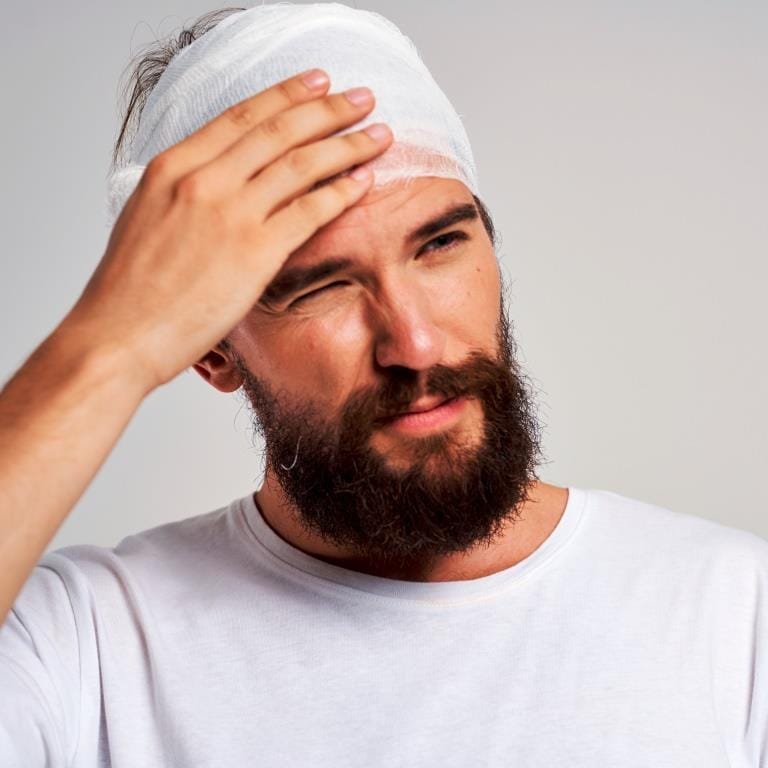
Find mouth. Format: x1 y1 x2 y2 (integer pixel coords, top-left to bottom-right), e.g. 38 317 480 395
375 395 468 435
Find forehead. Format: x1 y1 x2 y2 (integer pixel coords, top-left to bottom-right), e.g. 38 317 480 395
288 177 475 264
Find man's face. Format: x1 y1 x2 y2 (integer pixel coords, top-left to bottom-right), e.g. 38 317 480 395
222 176 540 567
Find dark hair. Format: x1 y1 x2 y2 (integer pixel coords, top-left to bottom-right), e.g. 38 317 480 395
112 6 497 246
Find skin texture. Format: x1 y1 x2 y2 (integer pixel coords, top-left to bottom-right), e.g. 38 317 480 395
194 176 569 581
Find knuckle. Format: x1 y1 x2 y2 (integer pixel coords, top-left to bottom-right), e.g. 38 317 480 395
328 182 351 204
260 114 287 140
334 176 365 206
144 152 175 184
347 130 371 151
274 81 295 104
174 173 209 203
224 100 254 129
294 192 321 218
325 96 348 118
284 147 314 176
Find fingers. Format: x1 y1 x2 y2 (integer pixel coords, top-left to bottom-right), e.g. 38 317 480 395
262 165 376 258
245 121 393 218
145 68 332 178
183 87 380 199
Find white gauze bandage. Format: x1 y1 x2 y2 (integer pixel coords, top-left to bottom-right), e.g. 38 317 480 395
105 1 479 228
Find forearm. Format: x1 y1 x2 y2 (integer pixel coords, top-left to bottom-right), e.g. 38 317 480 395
0 324 150 623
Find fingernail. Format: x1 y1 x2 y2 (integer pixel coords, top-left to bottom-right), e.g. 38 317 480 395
344 87 373 106
350 164 372 182
364 123 390 141
300 69 329 90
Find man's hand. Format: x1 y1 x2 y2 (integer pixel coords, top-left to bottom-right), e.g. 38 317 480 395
65 68 392 394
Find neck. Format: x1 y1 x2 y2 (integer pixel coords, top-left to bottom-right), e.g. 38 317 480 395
254 472 569 582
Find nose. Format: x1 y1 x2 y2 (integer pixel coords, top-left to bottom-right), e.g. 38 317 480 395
371 283 446 373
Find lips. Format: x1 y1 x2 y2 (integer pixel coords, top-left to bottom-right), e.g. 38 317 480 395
398 396 451 415
377 395 455 422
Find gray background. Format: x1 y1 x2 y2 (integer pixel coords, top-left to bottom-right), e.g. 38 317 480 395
1 0 765 551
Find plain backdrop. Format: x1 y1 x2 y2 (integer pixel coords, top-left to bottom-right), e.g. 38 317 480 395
0 0 765 551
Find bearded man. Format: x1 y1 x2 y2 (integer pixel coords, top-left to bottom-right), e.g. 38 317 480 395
0 4 766 767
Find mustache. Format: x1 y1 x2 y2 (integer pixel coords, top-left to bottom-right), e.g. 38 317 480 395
340 351 507 429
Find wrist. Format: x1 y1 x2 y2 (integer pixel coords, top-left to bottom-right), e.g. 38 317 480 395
46 315 157 405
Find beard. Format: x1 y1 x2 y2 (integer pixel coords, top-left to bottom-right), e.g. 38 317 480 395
234 298 541 573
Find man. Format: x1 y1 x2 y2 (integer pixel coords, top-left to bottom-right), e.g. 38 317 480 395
0 4 765 766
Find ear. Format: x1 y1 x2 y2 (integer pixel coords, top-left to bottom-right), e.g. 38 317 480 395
192 344 244 393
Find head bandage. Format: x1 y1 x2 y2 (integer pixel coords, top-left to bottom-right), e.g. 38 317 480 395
105 1 479 227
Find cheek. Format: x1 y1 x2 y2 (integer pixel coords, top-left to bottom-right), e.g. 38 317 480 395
274 307 373 408
430 251 501 339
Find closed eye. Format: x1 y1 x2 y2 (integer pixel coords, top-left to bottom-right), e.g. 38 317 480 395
289 280 349 307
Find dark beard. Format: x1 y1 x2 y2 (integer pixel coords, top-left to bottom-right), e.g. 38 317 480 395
235 300 541 572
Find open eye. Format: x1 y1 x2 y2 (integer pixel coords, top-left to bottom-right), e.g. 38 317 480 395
419 230 469 255
289 280 348 307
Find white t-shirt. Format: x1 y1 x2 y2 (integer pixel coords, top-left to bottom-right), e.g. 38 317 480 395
1 487 766 767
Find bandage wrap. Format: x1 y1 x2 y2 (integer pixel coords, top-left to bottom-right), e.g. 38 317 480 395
105 2 479 227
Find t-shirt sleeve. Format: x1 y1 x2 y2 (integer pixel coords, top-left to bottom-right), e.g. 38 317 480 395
709 528 768 766
0 554 84 768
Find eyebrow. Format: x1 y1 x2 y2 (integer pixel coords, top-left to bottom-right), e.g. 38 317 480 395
405 201 479 245
259 201 480 306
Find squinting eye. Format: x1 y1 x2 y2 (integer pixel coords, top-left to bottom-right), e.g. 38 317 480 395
290 280 348 307
420 231 469 254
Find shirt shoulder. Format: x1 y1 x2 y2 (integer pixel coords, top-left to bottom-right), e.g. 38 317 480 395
581 486 768 570
47 496 246 592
